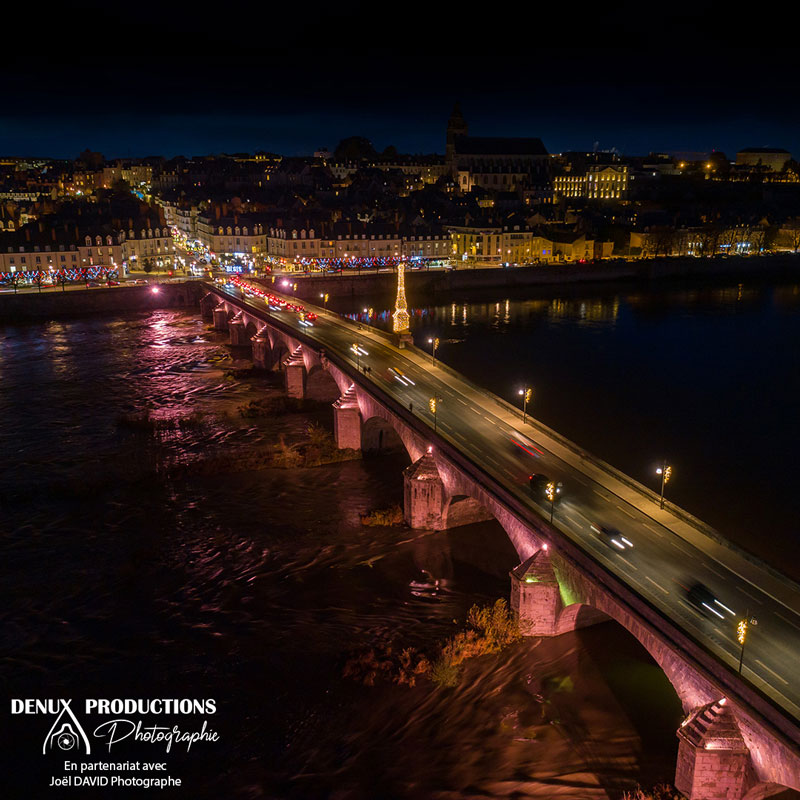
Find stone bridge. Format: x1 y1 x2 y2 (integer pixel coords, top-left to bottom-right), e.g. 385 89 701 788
201 285 800 800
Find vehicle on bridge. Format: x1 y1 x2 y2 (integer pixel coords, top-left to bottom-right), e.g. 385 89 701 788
590 523 634 551
684 581 737 621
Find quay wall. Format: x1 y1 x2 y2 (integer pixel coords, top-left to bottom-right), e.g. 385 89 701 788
273 253 800 300
0 282 205 321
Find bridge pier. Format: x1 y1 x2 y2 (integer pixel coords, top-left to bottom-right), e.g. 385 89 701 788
212 305 228 331
675 699 751 799
228 314 249 346
403 450 446 529
332 385 361 449
509 547 563 636
251 328 270 369
199 292 217 320
283 347 306 398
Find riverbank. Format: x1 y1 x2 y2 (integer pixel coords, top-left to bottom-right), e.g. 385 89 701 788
0 280 204 321
275 252 800 301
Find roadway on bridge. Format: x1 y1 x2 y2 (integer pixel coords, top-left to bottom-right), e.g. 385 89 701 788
217 282 800 724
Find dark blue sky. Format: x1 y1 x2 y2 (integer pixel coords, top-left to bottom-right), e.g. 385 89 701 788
3 1 799 160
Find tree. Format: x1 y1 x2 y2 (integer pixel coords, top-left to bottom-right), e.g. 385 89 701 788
143 259 153 274
382 144 399 160
780 217 800 252
111 178 132 194
333 136 377 162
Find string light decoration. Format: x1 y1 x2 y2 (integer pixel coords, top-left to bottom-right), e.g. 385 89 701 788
0 266 118 286
267 254 435 271
393 260 410 333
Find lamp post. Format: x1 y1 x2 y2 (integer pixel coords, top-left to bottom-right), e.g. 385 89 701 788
351 342 361 371
320 292 328 309
518 387 532 424
656 461 672 509
546 481 558 523
737 614 748 674
429 396 439 432
428 337 439 365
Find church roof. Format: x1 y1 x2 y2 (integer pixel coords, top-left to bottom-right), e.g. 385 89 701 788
454 135 548 157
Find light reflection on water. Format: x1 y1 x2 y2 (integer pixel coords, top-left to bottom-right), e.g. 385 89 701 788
0 309 681 798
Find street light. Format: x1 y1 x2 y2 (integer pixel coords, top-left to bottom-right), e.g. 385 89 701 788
428 337 439 365
737 615 748 674
351 342 361 371
545 481 561 523
429 396 439 432
656 461 672 509
320 292 328 309
518 387 533 424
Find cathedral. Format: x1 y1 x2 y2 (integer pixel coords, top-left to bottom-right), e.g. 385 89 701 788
445 103 550 194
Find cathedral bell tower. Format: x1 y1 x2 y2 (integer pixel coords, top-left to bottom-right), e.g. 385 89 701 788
446 102 468 172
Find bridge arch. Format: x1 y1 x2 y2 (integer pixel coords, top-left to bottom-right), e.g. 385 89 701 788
306 365 340 402
441 494 494 530
361 414 408 455
743 783 800 799
272 341 290 370
554 600 706 711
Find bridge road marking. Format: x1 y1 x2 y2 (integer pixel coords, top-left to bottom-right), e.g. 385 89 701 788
776 612 800 632
754 658 790 686
644 575 669 594
738 587 765 605
616 504 635 519
643 522 664 538
700 562 727 580
618 555 638 571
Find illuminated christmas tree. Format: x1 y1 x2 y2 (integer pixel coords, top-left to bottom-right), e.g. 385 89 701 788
392 261 410 333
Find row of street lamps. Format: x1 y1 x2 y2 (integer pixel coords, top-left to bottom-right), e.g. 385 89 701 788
412 334 754 678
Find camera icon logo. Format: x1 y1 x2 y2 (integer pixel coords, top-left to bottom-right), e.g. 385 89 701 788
43 702 91 755
51 723 79 751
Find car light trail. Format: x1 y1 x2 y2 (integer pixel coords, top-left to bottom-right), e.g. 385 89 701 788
715 600 736 616
511 438 543 457
702 602 726 619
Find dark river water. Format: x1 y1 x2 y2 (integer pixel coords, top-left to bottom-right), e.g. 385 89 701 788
4 276 795 798
343 277 800 578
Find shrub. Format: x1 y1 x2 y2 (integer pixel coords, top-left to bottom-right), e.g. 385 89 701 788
360 504 404 526
431 599 521 686
622 786 686 800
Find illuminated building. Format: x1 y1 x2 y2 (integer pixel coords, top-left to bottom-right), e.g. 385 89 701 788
196 213 266 260
735 147 791 172
120 225 175 271
553 164 629 201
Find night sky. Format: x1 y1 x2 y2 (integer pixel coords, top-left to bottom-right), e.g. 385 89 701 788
4 1 799 160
